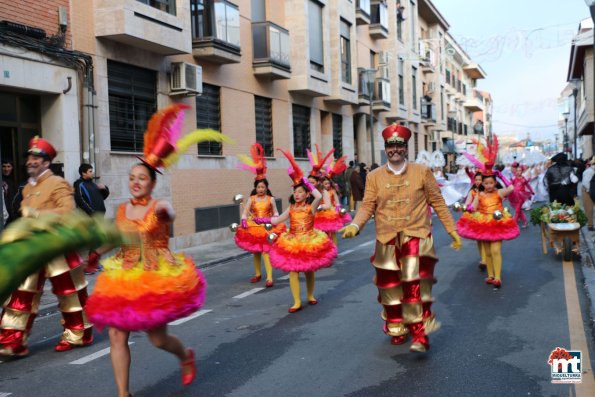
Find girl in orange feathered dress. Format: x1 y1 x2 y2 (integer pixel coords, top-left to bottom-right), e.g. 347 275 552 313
234 144 286 287
253 149 337 313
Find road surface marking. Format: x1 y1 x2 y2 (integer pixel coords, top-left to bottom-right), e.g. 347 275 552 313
358 240 375 248
562 260 595 395
233 288 265 299
0 393 12 397
170 309 212 326
70 342 134 365
277 275 290 281
338 249 354 257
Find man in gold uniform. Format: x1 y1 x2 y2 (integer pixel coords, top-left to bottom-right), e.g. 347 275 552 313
342 125 462 352
0 137 93 357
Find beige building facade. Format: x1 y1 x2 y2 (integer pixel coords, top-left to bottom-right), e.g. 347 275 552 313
0 0 490 245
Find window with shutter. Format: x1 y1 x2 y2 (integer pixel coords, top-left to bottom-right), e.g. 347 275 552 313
254 96 273 157
292 104 310 158
332 114 343 158
108 61 157 153
196 84 222 155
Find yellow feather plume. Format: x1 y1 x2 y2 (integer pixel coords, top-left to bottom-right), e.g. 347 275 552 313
162 129 235 167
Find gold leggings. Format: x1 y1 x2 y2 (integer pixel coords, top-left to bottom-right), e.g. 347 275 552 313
476 241 487 265
480 241 503 280
253 253 273 282
289 271 315 309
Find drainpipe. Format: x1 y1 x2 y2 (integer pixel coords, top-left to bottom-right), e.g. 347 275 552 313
82 67 97 173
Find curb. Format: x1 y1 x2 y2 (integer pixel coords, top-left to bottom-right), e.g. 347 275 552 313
578 227 595 340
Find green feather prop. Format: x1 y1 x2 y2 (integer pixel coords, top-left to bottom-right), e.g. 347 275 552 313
0 211 124 303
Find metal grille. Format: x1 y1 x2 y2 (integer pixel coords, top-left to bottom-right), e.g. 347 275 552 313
196 83 222 155
332 113 343 158
292 104 310 158
254 96 273 157
107 61 157 153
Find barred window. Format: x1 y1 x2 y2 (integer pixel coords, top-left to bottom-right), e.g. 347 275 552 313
254 96 273 157
108 61 157 153
196 84 222 155
332 113 343 158
292 104 310 158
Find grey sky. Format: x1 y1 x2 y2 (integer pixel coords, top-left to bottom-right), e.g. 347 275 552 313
431 0 589 141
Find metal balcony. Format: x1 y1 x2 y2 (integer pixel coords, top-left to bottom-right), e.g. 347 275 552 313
252 22 291 79
191 0 241 64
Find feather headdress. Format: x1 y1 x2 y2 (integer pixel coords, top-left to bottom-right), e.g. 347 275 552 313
307 144 335 177
278 148 304 186
237 143 267 181
462 134 499 176
415 150 432 167
326 155 347 179
138 104 234 172
431 150 446 168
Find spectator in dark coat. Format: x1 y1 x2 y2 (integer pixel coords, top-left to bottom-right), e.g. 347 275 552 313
344 161 355 209
73 164 109 274
350 165 365 210
2 159 16 224
544 153 577 206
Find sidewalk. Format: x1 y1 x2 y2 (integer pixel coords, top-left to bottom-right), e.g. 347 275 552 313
578 227 595 337
39 238 249 312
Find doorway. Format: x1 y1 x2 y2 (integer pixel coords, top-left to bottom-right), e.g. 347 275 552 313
0 92 41 184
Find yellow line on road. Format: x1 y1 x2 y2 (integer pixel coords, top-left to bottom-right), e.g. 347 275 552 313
562 259 595 396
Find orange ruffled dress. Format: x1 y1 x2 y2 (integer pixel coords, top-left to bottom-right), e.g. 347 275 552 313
457 191 520 241
234 195 287 253
314 190 351 233
269 203 337 272
86 202 206 331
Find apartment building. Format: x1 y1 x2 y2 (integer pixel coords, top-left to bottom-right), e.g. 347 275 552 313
566 18 594 159
0 0 489 246
0 1 84 185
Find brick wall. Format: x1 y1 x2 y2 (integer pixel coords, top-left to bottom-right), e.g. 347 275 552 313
0 0 72 48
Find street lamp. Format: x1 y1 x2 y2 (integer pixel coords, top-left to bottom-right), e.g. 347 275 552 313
563 112 570 154
361 68 377 164
586 0 595 154
569 78 581 159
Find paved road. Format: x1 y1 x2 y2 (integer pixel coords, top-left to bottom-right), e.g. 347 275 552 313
0 214 594 397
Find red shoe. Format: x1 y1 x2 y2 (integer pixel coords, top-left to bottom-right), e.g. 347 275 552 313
0 345 29 357
54 336 94 352
181 348 197 386
265 280 274 288
390 335 407 345
485 277 494 285
288 306 302 313
308 299 318 305
492 279 502 289
250 275 262 283
84 266 98 275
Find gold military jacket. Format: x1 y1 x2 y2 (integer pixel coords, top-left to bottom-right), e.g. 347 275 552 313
21 170 75 216
351 162 456 243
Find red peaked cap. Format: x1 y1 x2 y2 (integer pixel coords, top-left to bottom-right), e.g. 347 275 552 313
27 136 57 161
382 124 411 144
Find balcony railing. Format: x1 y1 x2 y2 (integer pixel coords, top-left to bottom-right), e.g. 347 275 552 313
373 78 391 111
252 22 290 71
356 0 371 25
421 101 436 122
369 0 388 38
137 0 175 15
191 0 241 63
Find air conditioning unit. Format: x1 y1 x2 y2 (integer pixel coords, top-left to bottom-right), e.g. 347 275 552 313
379 51 390 65
378 65 390 80
170 62 202 96
425 82 435 95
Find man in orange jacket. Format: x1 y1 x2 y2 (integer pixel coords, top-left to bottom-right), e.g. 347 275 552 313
342 124 461 353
